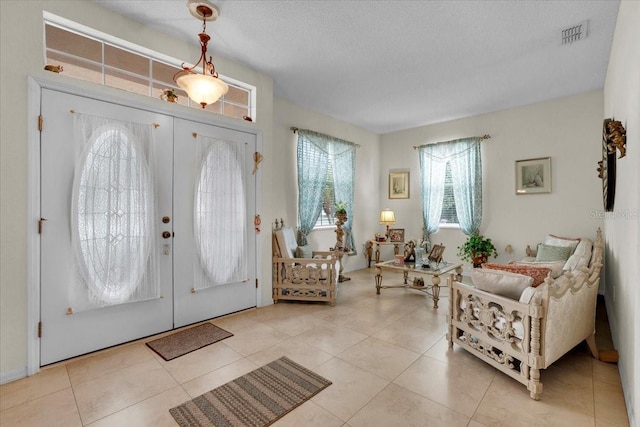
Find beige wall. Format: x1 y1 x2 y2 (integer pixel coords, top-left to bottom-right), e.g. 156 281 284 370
272 97 381 273
380 91 605 272
0 0 275 378
603 1 640 424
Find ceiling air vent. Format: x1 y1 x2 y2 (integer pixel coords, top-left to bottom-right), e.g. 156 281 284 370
561 20 589 45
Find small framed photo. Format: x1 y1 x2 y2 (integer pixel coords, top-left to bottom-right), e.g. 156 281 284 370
516 157 551 194
428 244 446 263
389 171 410 199
388 228 405 242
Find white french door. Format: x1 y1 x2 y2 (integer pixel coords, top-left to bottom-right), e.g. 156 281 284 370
172 119 257 327
39 89 256 365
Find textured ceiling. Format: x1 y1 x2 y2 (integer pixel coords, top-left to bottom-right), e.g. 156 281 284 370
93 0 620 134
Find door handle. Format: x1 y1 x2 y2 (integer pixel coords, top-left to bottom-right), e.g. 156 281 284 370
162 231 172 239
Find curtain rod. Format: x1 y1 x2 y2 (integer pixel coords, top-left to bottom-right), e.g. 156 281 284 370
291 127 361 147
412 134 491 150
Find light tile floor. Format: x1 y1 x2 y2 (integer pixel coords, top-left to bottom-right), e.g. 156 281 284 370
0 268 630 426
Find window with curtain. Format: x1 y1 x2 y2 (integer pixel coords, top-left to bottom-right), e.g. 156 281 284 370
418 137 483 241
296 129 356 253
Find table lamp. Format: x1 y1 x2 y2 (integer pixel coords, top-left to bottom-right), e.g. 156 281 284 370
379 209 395 240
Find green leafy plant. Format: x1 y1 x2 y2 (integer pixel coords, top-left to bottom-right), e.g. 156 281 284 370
457 233 498 267
335 200 348 215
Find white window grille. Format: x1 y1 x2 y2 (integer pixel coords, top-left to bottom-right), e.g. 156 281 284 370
316 157 336 228
440 162 459 225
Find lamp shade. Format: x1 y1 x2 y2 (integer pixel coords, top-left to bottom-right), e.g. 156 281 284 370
379 209 395 224
176 73 229 108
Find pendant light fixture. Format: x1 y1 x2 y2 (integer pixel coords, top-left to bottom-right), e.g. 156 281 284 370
174 0 229 108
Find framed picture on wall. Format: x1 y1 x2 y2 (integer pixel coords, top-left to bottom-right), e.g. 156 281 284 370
389 171 410 199
388 228 405 242
515 157 551 194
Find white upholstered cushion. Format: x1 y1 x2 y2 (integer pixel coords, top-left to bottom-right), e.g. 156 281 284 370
471 269 534 300
544 234 580 254
563 238 593 271
275 228 298 258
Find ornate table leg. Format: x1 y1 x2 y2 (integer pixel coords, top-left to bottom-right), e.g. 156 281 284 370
393 244 400 256
375 244 381 264
366 241 373 268
431 274 441 308
375 266 382 295
403 271 409 285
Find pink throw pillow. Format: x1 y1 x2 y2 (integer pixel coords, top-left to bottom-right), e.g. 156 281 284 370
481 263 552 287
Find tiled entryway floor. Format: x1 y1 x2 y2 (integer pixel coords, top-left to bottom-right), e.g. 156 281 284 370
0 268 629 426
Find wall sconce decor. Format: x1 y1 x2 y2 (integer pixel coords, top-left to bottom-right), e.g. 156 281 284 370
599 118 626 211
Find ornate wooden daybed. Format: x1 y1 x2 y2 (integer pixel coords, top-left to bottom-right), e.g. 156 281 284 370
447 228 603 400
272 220 338 306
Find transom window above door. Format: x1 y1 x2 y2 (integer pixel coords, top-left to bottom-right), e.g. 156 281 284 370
43 13 256 121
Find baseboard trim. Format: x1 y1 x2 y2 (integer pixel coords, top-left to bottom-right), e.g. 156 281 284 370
1 366 28 385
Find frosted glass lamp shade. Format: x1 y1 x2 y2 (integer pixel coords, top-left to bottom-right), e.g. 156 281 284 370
176 73 229 108
379 209 396 225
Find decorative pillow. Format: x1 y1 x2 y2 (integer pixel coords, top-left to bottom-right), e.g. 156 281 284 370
295 245 313 258
510 260 565 279
471 269 534 300
482 263 551 287
563 238 593 271
535 244 573 262
545 234 580 255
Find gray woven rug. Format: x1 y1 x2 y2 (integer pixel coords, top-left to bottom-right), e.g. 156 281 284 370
169 356 332 427
146 323 233 361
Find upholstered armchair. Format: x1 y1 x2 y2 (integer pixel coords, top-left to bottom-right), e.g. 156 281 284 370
447 229 603 400
272 222 338 306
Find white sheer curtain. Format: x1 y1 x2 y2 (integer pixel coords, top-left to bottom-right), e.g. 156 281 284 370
70 113 160 312
194 135 247 289
419 146 447 240
419 137 483 241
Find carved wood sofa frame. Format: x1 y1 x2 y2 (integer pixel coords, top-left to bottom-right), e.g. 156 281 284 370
447 228 603 400
272 220 338 306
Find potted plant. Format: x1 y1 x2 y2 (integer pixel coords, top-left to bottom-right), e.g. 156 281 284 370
457 233 498 267
335 200 348 218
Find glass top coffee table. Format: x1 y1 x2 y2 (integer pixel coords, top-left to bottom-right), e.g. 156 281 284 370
374 260 463 308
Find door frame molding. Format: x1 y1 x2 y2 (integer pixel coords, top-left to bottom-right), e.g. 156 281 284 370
27 75 263 375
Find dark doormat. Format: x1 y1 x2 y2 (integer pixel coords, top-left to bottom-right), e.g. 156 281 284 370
146 323 233 361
